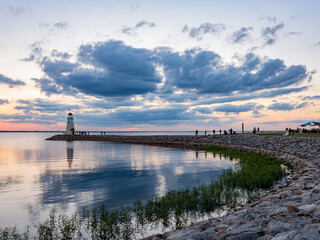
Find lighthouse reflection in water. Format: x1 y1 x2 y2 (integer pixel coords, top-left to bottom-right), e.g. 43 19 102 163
67 141 74 168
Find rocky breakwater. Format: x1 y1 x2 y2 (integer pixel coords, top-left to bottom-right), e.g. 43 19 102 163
47 134 320 239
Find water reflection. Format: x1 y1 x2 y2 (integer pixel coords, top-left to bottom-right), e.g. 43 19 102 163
66 142 74 169
0 133 237 229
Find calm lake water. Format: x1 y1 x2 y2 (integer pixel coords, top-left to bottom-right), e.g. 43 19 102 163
0 132 236 229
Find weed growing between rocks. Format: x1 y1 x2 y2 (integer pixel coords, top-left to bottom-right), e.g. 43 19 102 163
0 145 286 240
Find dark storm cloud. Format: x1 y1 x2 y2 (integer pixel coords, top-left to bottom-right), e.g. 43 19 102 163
262 23 284 45
54 21 69 29
268 102 295 111
229 27 253 44
213 103 257 113
0 74 25 86
182 23 226 39
122 20 156 35
0 99 9 105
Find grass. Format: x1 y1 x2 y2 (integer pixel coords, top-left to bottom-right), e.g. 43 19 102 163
0 145 287 240
258 132 320 138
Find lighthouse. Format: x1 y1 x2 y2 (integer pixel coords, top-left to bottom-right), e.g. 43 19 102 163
65 112 75 135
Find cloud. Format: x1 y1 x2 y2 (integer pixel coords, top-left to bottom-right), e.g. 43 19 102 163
157 50 307 94
34 40 308 105
302 95 320 100
197 87 308 105
288 31 301 36
0 112 64 125
182 23 226 40
122 20 156 35
135 20 156 29
0 99 9 105
0 74 25 87
54 21 68 30
195 107 213 114
50 50 72 59
76 106 202 127
296 102 308 109
290 13 301 20
21 41 42 62
315 42 320 47
229 27 253 44
33 78 63 95
130 2 141 11
213 103 258 113
268 102 295 111
7 5 27 16
259 16 277 23
261 23 284 45
36 40 161 97
16 99 81 114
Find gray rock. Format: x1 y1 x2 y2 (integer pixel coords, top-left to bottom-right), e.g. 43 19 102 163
298 204 318 214
293 230 320 240
265 220 294 236
272 230 299 240
268 207 287 217
194 232 214 240
167 229 201 240
214 224 230 232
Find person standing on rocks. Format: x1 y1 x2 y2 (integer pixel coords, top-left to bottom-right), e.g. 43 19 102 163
195 130 198 136
205 130 207 135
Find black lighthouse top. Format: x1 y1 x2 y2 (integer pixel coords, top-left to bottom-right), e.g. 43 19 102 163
68 112 73 116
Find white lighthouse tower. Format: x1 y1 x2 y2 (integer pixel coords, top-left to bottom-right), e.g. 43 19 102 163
65 112 75 135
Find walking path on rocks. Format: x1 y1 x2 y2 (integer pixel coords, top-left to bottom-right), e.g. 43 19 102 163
47 134 320 239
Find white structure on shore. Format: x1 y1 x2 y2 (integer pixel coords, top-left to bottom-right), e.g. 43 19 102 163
65 112 75 135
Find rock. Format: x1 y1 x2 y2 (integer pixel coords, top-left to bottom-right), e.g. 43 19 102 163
199 222 212 231
268 207 287 216
194 232 214 240
264 220 294 236
214 224 230 232
287 204 299 214
272 230 300 240
293 230 320 240
311 188 320 201
298 204 318 214
166 229 201 240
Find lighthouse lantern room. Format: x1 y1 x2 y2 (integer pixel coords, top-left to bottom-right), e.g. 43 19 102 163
65 112 75 135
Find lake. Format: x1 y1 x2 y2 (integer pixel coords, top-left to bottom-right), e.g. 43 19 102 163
0 132 236 229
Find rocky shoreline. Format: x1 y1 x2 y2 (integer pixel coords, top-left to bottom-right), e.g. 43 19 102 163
47 134 320 239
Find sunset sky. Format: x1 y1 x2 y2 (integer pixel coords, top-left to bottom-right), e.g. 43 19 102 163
0 0 320 131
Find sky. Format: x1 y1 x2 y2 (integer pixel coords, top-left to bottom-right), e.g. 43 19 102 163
0 0 320 131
